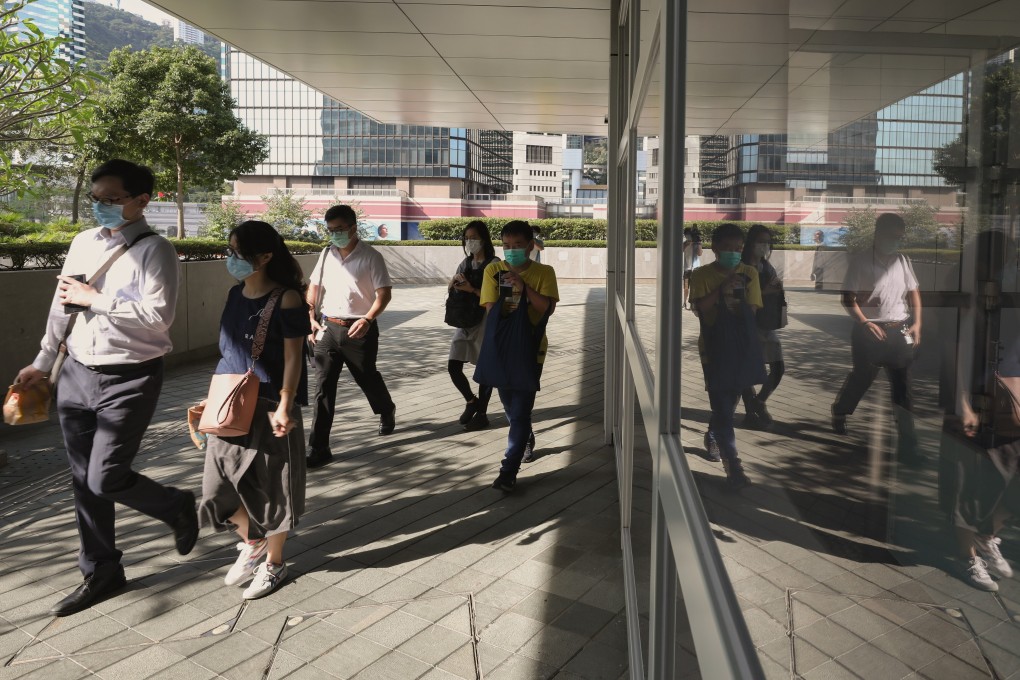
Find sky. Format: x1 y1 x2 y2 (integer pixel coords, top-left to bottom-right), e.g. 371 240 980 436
88 0 177 26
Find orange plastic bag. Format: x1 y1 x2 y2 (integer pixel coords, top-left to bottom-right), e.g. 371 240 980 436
3 382 52 425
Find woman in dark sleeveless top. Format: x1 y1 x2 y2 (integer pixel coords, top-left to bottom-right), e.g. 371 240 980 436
198 220 310 600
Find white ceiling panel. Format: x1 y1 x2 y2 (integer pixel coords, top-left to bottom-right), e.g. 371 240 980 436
149 0 1019 137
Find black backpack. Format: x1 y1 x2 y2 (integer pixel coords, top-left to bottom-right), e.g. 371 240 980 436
444 257 493 329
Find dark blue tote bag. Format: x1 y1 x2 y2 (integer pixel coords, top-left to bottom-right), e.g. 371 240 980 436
701 296 767 392
473 288 550 392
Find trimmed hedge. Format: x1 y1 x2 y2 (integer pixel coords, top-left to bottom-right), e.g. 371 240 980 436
417 217 796 243
0 237 327 270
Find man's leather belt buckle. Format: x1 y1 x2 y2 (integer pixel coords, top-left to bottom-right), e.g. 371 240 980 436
324 316 355 327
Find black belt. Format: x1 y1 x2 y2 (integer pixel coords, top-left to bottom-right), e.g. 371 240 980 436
79 356 163 375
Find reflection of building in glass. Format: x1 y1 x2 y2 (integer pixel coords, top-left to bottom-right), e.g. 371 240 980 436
700 74 964 207
513 132 564 199
6 0 85 62
226 48 511 199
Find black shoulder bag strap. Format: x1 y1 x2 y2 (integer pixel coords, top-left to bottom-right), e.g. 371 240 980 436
51 230 156 382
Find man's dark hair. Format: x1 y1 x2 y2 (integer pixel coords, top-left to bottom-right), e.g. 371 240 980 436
875 212 906 240
533 226 543 237
91 159 155 197
501 220 534 241
324 204 357 226
711 222 743 247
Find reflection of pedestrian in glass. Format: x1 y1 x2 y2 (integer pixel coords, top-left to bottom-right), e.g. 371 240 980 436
690 223 764 489
447 221 499 431
831 213 921 461
682 227 703 310
530 227 545 263
740 225 786 429
941 230 1018 592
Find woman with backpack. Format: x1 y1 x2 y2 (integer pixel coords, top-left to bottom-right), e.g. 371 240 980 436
446 221 499 430
740 224 787 430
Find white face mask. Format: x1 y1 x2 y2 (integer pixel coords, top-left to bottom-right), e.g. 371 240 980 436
755 243 770 258
465 239 482 255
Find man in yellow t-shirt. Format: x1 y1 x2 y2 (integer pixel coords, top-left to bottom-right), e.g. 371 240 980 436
479 220 559 492
689 223 763 490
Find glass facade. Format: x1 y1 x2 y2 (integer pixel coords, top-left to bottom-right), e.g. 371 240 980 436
6 0 84 62
611 3 1020 675
702 75 965 196
225 48 511 192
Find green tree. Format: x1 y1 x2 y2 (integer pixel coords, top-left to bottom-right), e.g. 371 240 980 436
0 0 99 196
100 46 268 237
839 204 941 251
260 190 312 237
201 198 248 239
583 137 608 185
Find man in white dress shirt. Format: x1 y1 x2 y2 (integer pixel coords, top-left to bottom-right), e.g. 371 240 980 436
14 159 198 616
305 204 395 468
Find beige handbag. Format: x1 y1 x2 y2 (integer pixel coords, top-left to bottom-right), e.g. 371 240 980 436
3 382 52 425
197 288 283 437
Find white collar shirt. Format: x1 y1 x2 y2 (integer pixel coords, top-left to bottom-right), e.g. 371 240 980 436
32 217 180 370
309 240 392 319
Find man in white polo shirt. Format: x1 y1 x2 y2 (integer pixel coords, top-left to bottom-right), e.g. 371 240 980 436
306 204 395 468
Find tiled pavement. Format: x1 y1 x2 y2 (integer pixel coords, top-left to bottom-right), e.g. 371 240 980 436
4 283 1020 680
669 289 1020 679
0 284 628 680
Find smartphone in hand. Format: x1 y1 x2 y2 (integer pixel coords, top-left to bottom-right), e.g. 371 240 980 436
63 274 88 314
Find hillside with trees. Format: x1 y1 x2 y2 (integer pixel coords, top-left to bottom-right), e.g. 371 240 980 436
83 1 221 71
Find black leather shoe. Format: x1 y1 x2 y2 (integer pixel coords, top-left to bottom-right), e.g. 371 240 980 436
379 408 396 435
51 570 127 617
459 400 478 425
307 448 333 469
170 490 199 555
464 413 490 432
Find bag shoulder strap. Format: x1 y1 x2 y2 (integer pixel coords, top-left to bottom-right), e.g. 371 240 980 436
313 246 329 319
250 288 285 363
61 230 157 345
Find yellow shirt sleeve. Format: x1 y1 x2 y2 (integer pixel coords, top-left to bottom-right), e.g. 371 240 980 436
689 264 715 302
744 264 763 310
533 264 559 301
480 261 503 306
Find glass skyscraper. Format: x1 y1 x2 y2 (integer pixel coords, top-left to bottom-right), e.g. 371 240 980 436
225 48 512 194
700 74 965 202
6 0 84 63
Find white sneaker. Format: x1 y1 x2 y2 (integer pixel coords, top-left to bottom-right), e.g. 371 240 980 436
965 556 999 592
224 540 268 586
243 561 287 600
975 535 1013 579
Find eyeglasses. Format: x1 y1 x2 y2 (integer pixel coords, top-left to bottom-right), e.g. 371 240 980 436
86 191 135 207
327 225 355 234
224 247 239 258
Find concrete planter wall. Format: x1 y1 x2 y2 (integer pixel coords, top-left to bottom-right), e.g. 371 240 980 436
0 246 960 386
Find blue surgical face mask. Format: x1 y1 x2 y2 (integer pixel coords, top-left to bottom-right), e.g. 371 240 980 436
718 251 741 269
92 201 126 229
504 248 528 267
227 254 254 280
330 230 351 249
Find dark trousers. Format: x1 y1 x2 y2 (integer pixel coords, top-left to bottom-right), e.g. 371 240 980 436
57 357 184 577
708 389 741 461
310 320 394 451
833 323 913 417
497 363 543 477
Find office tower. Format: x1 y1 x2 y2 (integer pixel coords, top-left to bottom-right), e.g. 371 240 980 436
6 0 85 62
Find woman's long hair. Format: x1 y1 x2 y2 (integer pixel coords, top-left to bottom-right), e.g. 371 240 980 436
462 220 496 260
742 224 773 264
230 220 307 293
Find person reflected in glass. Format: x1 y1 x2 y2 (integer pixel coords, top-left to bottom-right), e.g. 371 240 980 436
690 223 763 489
530 226 545 263
682 227 703 310
198 221 310 600
941 229 1018 592
831 213 921 462
448 221 499 431
740 225 786 429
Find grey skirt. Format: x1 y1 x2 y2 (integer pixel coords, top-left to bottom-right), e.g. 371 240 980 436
449 321 485 363
199 398 306 539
